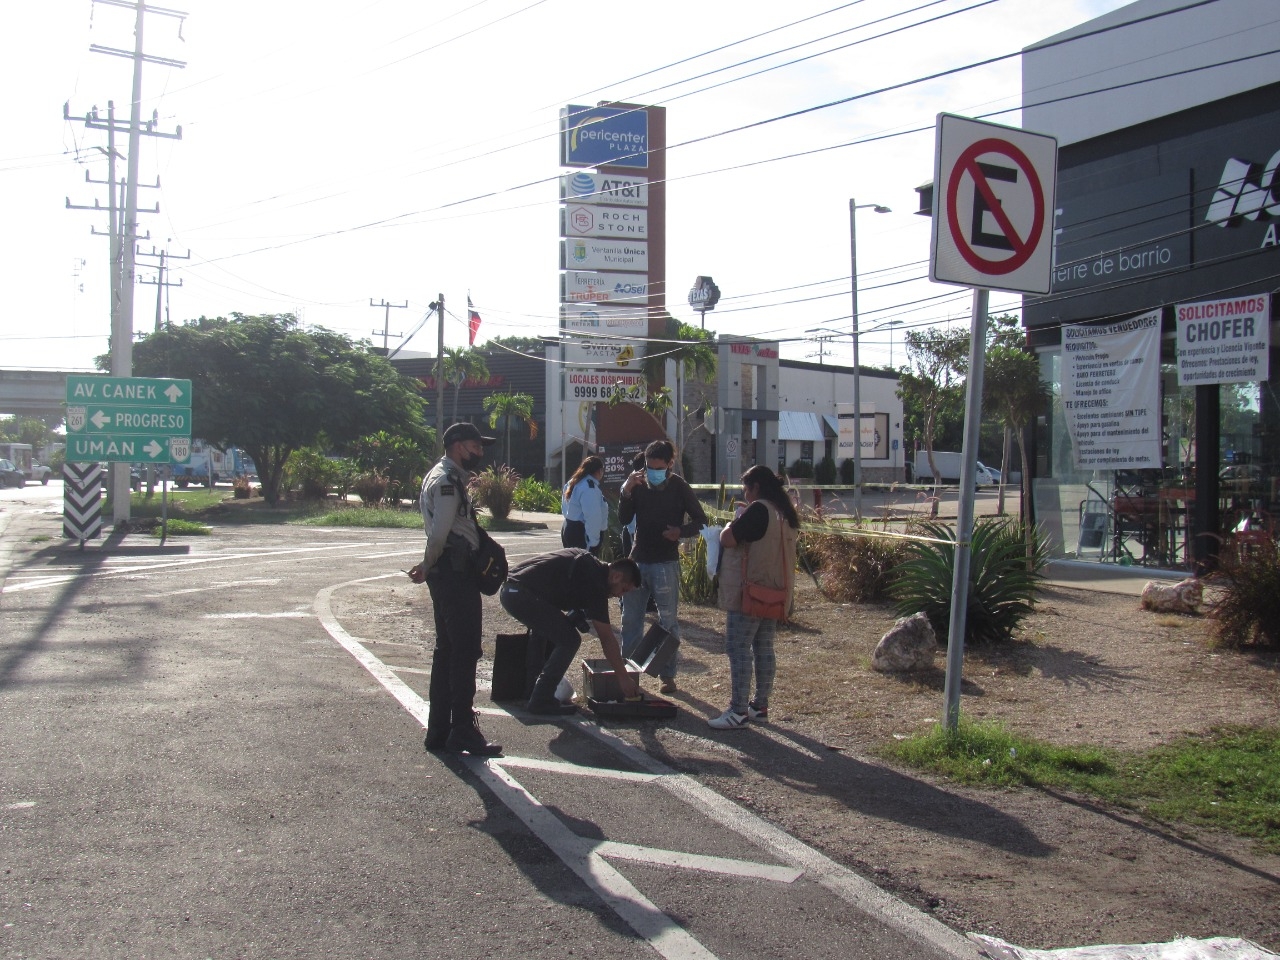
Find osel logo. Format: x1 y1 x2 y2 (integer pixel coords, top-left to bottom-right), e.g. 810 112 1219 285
67 405 86 432
169 437 191 462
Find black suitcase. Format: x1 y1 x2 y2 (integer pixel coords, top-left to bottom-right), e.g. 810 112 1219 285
587 696 678 720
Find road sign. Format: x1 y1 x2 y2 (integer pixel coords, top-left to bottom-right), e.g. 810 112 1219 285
66 433 192 464
930 113 1057 294
65 404 191 435
64 375 192 467
62 462 103 541
65 375 192 407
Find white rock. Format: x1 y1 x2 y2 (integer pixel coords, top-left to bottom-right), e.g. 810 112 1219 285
1140 578 1202 614
872 612 938 673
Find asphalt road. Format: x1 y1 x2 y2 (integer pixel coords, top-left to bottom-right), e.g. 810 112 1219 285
0 484 980 960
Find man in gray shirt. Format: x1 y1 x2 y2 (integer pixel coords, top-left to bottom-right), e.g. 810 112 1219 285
408 422 501 756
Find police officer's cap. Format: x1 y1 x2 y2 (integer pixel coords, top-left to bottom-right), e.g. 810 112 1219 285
442 422 496 448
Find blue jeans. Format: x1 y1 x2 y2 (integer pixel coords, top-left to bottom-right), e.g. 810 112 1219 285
620 560 681 678
724 610 776 715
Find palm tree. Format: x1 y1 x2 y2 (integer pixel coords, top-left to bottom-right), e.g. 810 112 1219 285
640 315 717 463
483 391 537 465
441 347 490 426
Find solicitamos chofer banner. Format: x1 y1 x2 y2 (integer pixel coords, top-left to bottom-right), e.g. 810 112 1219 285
1176 293 1271 387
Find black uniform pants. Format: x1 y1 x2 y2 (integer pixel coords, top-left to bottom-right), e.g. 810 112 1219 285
499 583 582 706
425 565 483 726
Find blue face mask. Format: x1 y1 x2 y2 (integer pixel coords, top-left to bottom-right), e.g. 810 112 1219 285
646 467 668 486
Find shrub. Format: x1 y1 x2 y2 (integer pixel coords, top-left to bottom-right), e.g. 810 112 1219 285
351 430 431 505
284 448 342 500
788 458 814 479
352 471 389 506
470 464 520 520
800 524 911 603
678 533 716 605
889 517 1049 644
839 457 855 485
232 475 252 499
1208 535 1280 649
814 456 837 485
513 476 562 514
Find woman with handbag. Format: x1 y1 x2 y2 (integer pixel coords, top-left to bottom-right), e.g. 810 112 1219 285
561 456 608 555
708 465 800 730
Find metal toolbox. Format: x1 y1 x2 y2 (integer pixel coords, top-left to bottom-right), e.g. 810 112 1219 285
580 658 642 701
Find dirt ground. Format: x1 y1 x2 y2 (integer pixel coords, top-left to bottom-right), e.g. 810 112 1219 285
346 568 1280 953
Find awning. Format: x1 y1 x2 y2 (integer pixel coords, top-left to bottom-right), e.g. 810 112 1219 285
777 410 825 442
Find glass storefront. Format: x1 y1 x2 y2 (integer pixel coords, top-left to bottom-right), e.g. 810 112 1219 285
1033 331 1279 569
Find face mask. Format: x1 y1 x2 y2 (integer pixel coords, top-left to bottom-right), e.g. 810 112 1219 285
646 467 668 486
461 453 484 472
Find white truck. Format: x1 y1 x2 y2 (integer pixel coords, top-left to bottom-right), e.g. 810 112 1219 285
914 450 998 487
170 440 248 488
0 443 33 481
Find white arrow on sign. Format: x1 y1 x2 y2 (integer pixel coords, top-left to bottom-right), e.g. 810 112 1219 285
143 440 164 459
165 384 183 403
91 410 111 429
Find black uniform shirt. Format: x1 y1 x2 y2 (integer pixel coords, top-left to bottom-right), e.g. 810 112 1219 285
506 548 612 623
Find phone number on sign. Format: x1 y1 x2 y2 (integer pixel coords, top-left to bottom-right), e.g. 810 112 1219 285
570 382 636 400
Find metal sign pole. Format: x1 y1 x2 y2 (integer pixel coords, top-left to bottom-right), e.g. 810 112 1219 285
942 287 989 731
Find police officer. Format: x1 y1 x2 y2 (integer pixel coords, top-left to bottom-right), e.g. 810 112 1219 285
408 423 502 756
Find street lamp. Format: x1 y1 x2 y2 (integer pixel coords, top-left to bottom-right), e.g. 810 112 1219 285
850 199 891 518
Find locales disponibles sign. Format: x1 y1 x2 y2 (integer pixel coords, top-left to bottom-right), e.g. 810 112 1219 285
565 369 645 401
1062 310 1161 470
1175 294 1271 386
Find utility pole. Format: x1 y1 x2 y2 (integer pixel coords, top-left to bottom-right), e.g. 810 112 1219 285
65 0 186 523
138 245 189 331
369 298 408 353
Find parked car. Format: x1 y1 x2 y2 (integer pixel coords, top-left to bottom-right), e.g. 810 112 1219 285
0 459 25 488
27 461 54 484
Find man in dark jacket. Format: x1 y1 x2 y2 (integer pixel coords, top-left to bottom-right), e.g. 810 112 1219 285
500 550 642 714
617 439 708 694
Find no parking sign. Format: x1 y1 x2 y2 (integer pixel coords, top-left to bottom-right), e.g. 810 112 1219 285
929 114 1057 294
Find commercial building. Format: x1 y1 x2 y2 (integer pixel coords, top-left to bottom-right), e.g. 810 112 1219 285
1021 0 1280 570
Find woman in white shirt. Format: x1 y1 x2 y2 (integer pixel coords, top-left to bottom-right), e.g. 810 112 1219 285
562 455 609 555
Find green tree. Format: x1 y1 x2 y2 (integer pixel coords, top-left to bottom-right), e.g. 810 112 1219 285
441 347 491 426
984 344 1046 524
0 416 55 447
132 313 427 505
482 391 537 465
899 327 969 516
640 316 716 462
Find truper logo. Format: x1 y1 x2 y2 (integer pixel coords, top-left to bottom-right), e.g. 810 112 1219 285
1205 150 1280 227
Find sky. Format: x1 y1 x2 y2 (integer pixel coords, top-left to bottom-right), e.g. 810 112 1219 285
1 0 1132 375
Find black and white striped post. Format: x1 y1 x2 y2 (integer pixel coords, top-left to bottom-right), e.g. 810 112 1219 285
63 462 105 547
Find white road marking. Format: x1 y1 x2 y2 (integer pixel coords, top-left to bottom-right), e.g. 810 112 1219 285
470 759 720 960
389 665 432 676
494 755 660 784
145 578 281 598
595 841 802 884
201 611 313 620
314 575 981 960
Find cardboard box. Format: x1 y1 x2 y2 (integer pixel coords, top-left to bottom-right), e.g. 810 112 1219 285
630 622 677 677
581 658 642 702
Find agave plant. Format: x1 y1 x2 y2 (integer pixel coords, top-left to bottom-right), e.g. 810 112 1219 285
889 517 1049 644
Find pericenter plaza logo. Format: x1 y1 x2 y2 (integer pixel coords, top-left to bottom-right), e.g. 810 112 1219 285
561 104 649 170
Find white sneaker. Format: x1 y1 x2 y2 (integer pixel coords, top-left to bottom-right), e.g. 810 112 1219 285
747 704 768 722
708 709 748 730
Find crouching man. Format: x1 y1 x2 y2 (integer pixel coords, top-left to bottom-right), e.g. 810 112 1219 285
500 549 642 714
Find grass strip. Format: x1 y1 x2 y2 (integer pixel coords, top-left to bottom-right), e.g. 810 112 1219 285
881 720 1280 852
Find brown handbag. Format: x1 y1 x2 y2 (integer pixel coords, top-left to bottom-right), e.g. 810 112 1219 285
740 504 789 620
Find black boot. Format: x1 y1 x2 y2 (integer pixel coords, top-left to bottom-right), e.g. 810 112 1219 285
445 711 502 756
424 711 451 751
